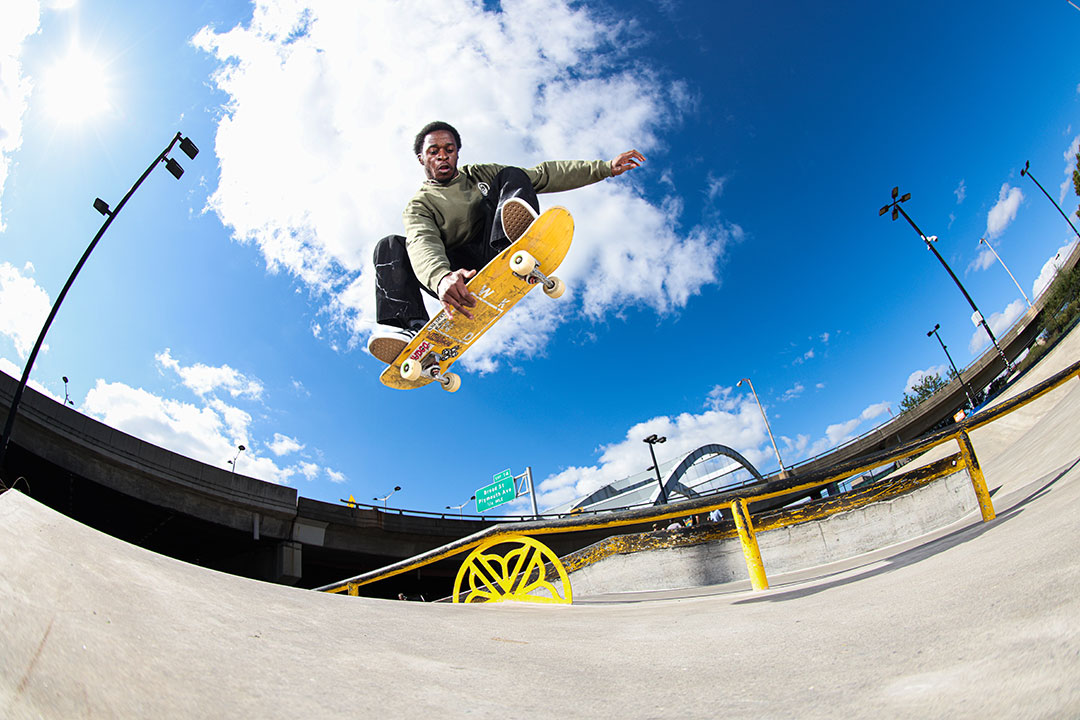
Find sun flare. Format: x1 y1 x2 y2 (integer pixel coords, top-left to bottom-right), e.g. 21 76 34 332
40 47 112 125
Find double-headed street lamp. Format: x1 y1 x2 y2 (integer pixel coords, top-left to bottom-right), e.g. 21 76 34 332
642 434 668 504
737 377 786 477
227 445 246 474
879 187 1013 373
0 132 199 471
1020 161 1080 241
446 495 476 517
375 485 402 508
927 324 975 408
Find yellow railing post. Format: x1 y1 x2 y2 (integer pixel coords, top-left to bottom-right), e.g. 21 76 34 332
956 429 996 522
732 498 769 590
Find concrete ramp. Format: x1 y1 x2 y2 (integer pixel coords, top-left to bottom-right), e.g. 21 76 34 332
3 442 1080 718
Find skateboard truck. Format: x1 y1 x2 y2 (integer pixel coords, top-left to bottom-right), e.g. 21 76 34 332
400 351 461 392
510 250 565 298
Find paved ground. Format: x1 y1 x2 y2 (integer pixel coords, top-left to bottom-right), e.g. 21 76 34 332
1 332 1077 718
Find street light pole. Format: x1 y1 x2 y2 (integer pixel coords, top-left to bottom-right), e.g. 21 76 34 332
1020 161 1080 241
643 434 668 504
879 187 1013 373
446 495 475 517
737 377 786 476
978 238 1031 308
0 132 199 472
374 485 401 508
927 324 976 408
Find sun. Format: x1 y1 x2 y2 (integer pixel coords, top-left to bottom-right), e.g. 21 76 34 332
39 46 113 125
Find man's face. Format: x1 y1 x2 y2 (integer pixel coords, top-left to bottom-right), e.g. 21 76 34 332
419 130 459 183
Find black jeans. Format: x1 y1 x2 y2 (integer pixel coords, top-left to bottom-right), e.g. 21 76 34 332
373 167 540 329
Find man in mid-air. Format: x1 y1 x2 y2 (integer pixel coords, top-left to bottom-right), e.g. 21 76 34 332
368 120 645 363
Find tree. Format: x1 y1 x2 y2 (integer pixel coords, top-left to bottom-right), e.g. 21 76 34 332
1074 149 1080 220
899 372 950 413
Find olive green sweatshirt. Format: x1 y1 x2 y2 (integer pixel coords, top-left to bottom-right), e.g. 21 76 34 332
402 160 612 293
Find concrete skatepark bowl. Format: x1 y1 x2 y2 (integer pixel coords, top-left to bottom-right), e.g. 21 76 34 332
2 328 1079 717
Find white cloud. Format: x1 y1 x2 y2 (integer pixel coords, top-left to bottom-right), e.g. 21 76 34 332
1032 240 1078 298
268 432 304 456
904 364 947 394
326 467 346 484
1059 135 1079 205
0 1 40 232
193 0 732 368
706 173 728 201
781 382 804 402
155 348 264 399
969 244 997 273
985 183 1023 240
817 401 890 450
0 262 52 359
299 461 319 481
968 298 1026 355
954 179 966 204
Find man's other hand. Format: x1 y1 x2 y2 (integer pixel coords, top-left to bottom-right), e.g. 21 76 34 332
437 269 477 319
610 149 645 176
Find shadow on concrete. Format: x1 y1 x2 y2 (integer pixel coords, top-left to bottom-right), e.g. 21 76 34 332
733 455 1080 605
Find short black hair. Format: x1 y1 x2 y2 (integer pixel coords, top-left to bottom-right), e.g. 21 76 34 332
413 121 462 156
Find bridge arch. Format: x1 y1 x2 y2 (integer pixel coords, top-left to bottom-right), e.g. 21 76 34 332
651 443 765 505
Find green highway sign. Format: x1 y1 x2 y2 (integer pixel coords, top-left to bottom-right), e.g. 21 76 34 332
476 469 516 512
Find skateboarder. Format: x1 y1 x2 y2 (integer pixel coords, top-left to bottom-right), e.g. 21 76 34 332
368 120 645 363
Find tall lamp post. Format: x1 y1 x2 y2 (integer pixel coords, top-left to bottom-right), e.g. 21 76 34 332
1020 161 1080 241
0 132 199 471
879 187 1013 373
446 495 476 517
642 434 668 504
978 238 1031 308
927 324 975 408
737 377 786 477
375 485 401 508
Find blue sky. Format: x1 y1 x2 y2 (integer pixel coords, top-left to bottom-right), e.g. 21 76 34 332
1 0 1077 514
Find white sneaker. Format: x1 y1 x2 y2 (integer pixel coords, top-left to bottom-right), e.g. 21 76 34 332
368 325 419 364
501 197 539 243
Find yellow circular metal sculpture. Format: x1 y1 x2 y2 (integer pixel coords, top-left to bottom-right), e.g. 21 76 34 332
453 535 572 604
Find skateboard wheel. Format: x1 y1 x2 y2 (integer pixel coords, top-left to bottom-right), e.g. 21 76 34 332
400 358 423 381
442 372 461 393
543 276 566 299
510 250 537 276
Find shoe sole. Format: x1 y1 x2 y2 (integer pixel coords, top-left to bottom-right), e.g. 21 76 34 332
502 198 538 243
369 336 410 365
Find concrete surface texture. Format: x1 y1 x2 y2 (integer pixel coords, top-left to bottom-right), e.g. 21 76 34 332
1 331 1078 717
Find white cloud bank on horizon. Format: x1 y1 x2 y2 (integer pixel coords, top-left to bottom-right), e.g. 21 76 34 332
1032 239 1078 298
192 0 737 370
527 385 892 512
72 350 346 487
968 298 1026 355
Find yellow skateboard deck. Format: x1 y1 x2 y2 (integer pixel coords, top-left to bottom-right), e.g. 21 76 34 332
380 206 574 391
